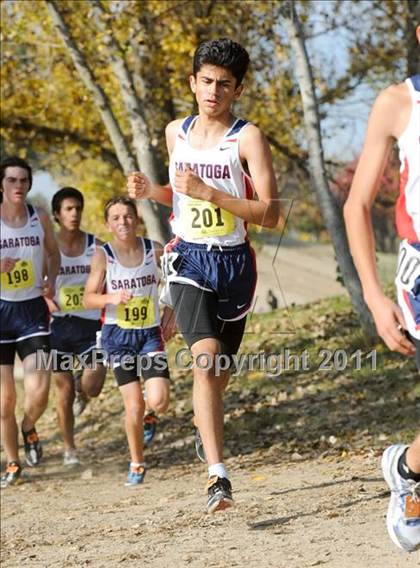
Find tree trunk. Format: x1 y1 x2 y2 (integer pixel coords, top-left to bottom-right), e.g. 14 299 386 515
279 1 376 339
406 0 420 76
46 0 170 244
90 0 170 243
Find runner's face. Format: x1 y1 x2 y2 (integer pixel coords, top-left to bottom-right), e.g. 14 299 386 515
106 204 138 241
190 65 243 117
2 167 30 204
56 197 83 231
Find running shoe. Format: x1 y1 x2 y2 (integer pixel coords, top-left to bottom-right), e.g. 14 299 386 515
73 371 88 417
73 391 88 417
0 462 22 488
381 444 420 552
63 449 81 466
143 412 158 446
194 427 206 463
22 427 43 467
125 465 146 487
206 476 234 513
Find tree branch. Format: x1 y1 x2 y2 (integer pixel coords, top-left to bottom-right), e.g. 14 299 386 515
1 116 119 166
45 0 137 174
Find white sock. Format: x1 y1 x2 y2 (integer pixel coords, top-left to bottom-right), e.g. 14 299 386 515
208 463 228 480
130 461 146 469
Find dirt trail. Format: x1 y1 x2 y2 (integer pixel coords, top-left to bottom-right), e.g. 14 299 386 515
2 444 419 567
253 240 396 313
2 243 413 568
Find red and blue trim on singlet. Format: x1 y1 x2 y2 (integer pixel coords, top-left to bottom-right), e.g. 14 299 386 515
396 74 420 244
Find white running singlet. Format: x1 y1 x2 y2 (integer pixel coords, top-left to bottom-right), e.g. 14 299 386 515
396 75 420 242
395 75 420 340
0 204 45 302
169 116 255 246
102 238 160 329
54 232 100 320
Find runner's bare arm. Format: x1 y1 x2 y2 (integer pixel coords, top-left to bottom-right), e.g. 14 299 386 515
38 207 60 298
173 125 280 228
343 86 415 355
83 249 132 309
126 120 183 207
152 240 164 267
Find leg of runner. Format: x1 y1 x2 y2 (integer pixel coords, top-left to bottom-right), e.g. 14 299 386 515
193 368 230 464
143 376 170 445
144 377 170 415
54 371 80 465
382 434 420 552
74 365 106 418
191 338 225 466
119 380 146 487
0 365 19 463
80 365 106 398
21 353 50 467
0 365 23 488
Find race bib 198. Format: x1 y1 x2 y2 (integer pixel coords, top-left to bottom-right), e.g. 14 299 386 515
1 259 35 290
59 285 85 312
116 296 156 329
182 199 235 239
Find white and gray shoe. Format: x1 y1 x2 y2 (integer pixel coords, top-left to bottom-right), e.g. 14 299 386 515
381 444 420 552
63 449 81 467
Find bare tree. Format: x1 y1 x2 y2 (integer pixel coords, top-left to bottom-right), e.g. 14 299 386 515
46 0 170 243
279 1 376 338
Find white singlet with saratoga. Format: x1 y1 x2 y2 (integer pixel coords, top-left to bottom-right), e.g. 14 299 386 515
54 233 100 320
102 237 160 330
395 74 420 340
169 116 255 246
0 204 45 302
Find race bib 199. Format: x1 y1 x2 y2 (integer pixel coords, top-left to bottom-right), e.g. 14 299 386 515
116 296 156 329
182 199 235 239
1 259 35 290
59 285 85 312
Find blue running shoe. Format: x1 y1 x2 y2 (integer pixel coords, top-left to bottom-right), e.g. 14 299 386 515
125 464 146 487
143 412 158 446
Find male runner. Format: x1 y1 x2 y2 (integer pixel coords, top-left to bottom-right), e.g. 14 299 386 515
128 38 279 511
0 156 60 487
50 187 106 466
84 197 172 486
344 29 420 551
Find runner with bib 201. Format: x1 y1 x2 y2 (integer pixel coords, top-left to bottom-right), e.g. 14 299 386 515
128 38 280 512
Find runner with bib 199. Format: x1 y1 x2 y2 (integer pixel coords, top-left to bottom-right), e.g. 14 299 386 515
83 197 173 487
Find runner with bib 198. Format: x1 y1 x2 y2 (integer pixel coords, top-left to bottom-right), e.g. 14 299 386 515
128 38 280 512
0 157 60 488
